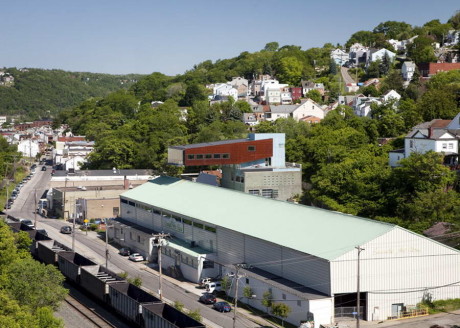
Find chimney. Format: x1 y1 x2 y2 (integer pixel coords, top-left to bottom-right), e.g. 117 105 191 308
428 126 434 139
124 175 130 189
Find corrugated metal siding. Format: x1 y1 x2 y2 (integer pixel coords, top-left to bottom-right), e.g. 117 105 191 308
192 225 216 252
108 286 141 323
282 247 331 295
217 227 244 265
137 208 154 230
331 227 460 294
245 236 282 276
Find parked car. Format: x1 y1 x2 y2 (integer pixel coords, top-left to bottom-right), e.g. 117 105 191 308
205 282 222 294
41 166 47 171
119 247 131 256
128 253 144 262
20 219 34 228
36 229 48 236
60 225 72 234
213 301 231 312
199 293 217 304
199 277 217 288
31 164 37 169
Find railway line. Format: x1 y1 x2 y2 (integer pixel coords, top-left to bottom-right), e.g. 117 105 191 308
64 294 116 328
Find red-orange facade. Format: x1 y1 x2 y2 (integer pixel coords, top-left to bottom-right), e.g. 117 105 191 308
184 139 273 166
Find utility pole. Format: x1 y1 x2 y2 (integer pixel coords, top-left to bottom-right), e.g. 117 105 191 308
152 232 170 301
34 190 37 228
233 263 248 328
356 246 365 328
105 218 114 268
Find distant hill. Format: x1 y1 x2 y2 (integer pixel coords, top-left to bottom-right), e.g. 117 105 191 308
0 68 145 120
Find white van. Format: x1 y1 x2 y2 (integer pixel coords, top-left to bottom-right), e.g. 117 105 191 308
205 282 222 293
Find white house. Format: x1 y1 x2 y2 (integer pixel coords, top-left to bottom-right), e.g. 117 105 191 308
389 119 458 167
330 48 349 66
401 61 416 82
382 89 401 103
63 155 87 171
17 139 40 158
266 87 281 104
212 83 238 99
265 99 325 122
366 48 396 66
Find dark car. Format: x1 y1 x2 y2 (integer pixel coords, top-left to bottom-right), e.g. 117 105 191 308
31 164 37 169
199 293 217 304
41 166 47 171
213 301 231 312
60 225 72 234
119 247 131 256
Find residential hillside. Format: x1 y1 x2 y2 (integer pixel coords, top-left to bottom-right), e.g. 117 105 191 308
0 68 144 120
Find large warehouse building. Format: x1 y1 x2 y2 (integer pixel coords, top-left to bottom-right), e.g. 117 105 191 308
114 176 460 327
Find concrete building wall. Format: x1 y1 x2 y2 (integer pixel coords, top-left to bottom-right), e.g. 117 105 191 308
243 169 302 201
84 198 119 220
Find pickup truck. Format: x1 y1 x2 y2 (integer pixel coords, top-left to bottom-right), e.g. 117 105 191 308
198 277 217 288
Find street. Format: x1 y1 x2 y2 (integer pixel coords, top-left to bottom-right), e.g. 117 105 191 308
7 167 258 328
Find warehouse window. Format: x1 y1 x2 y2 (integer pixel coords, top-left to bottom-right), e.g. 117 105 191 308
187 154 195 160
222 154 230 159
121 198 128 204
183 219 192 225
205 154 212 159
204 225 216 233
248 146 256 151
213 154 221 159
194 222 204 229
249 190 260 195
196 154 203 159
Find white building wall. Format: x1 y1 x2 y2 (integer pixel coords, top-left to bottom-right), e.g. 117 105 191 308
216 227 245 265
293 100 325 120
245 236 283 276
404 137 436 158
331 227 460 320
227 275 331 328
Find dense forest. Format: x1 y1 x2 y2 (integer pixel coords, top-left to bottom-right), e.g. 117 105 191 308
0 68 144 120
56 12 460 238
0 221 67 327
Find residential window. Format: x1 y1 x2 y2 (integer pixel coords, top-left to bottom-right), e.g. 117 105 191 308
248 146 256 151
196 154 203 159
410 140 414 148
442 143 447 149
282 293 286 300
449 143 453 149
137 235 141 243
249 190 260 195
213 154 221 159
187 154 195 160
246 278 249 284
297 300 301 307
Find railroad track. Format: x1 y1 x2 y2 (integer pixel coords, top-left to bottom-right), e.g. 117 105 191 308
65 295 116 328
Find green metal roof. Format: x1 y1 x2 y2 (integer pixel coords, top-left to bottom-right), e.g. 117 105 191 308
121 176 395 261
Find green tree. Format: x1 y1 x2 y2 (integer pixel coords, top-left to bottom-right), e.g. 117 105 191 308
173 300 185 312
271 303 291 326
188 309 202 322
36 307 64 328
2 258 68 312
263 42 279 52
416 89 459 121
407 35 437 64
373 21 413 39
305 89 322 103
276 56 303 86
261 290 273 312
448 10 460 29
220 276 231 295
243 286 253 303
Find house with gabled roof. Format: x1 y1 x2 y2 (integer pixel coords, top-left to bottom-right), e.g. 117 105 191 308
389 119 459 167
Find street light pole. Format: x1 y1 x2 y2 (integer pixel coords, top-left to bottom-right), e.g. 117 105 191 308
356 246 365 328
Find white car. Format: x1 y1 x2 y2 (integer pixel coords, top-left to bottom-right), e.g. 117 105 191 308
128 253 144 262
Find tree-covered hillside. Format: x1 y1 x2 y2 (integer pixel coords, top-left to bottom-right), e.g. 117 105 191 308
0 68 144 120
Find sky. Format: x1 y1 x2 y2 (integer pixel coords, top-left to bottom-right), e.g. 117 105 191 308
1 0 459 76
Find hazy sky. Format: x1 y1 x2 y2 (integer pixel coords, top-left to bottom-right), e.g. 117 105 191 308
1 0 459 75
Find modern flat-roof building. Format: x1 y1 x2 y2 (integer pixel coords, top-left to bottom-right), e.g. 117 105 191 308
116 176 460 328
168 133 302 201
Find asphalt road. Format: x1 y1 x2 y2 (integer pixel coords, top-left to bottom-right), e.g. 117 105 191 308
341 67 356 84
7 168 257 328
